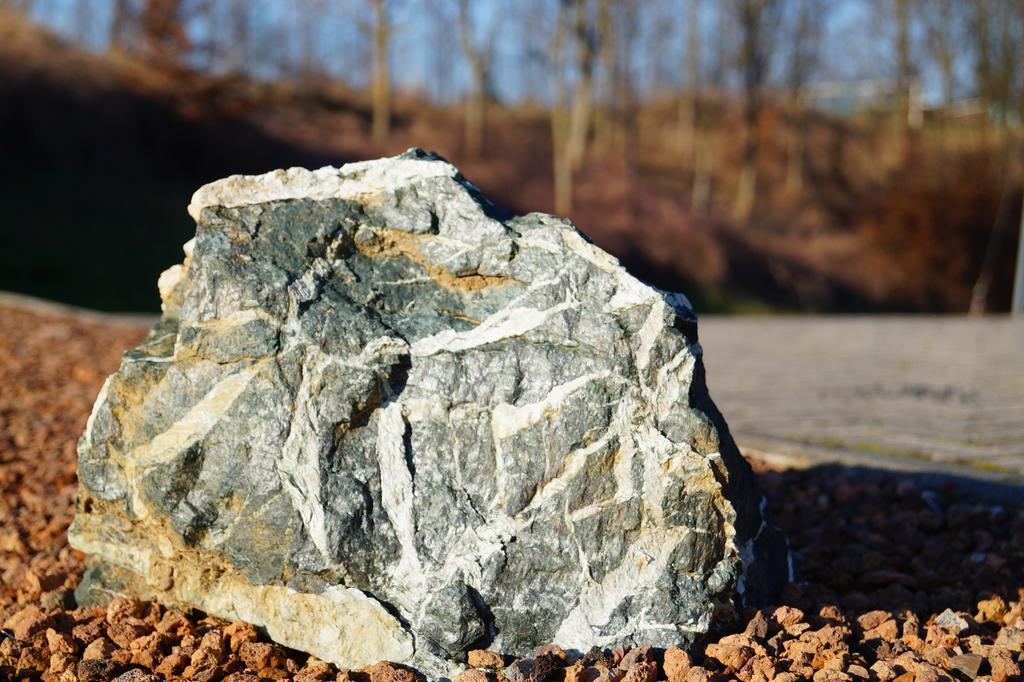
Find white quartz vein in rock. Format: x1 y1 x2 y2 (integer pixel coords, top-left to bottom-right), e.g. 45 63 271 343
491 371 610 440
378 402 424 593
275 354 333 560
188 156 461 221
552 526 692 650
133 365 260 468
411 301 576 357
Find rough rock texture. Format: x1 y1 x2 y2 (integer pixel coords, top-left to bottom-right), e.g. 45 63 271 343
68 149 788 673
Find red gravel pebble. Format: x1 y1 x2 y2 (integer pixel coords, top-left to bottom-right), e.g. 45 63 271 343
0 304 1022 682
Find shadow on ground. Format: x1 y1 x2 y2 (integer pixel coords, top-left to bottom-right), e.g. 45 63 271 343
756 460 1023 620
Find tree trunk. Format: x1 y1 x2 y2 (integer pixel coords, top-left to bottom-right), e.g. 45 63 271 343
565 0 594 175
464 69 485 158
592 0 615 157
936 0 955 109
733 117 757 221
371 0 390 143
691 123 713 212
784 96 804 198
973 0 992 126
732 0 773 222
550 1 570 215
678 0 701 163
888 0 911 163
1019 0 1024 123
458 0 486 158
551 0 595 216
109 0 133 50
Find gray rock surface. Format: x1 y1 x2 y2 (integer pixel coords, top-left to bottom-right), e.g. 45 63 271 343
69 149 788 675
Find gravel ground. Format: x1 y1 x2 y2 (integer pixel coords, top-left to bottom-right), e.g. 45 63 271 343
0 304 1022 682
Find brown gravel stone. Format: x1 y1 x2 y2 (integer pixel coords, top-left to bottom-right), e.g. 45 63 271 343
947 653 984 679
181 665 220 682
977 597 1009 623
622 660 658 682
744 611 771 640
988 647 1021 681
870 661 899 681
868 619 901 642
82 636 116 660
72 616 107 644
706 641 756 671
223 620 259 652
16 643 47 670
154 650 189 677
995 627 1023 652
130 631 166 668
456 670 498 682
361 660 425 681
847 663 870 679
239 640 287 673
3 604 50 639
573 667 626 682
154 609 191 637
563 661 587 682
682 666 713 682
46 626 78 654
2 304 1024 682
468 649 506 668
112 669 162 682
618 644 655 670
77 658 125 682
773 607 805 629
296 656 337 681
663 645 692 682
107 620 151 648
857 611 892 632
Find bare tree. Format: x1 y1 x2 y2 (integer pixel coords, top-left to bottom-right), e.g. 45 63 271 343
693 1 728 212
895 0 911 119
223 0 252 74
922 0 959 110
994 0 1018 126
969 0 1021 126
0 0 33 15
731 0 780 222
609 0 641 164
369 0 391 142
783 0 824 197
427 2 456 103
109 0 137 51
69 0 89 45
139 0 190 71
1019 0 1024 122
551 0 598 215
592 0 615 156
457 0 497 158
677 0 701 164
550 1 571 214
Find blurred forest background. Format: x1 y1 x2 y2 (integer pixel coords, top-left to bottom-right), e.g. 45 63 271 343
1 0 1022 313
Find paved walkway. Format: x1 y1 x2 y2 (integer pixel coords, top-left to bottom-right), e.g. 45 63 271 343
700 316 1024 485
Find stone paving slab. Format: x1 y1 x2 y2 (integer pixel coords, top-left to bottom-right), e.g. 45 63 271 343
700 315 1024 485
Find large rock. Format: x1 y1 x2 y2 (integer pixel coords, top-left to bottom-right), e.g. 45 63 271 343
69 149 788 674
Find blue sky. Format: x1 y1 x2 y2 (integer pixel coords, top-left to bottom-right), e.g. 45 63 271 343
26 0 977 107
